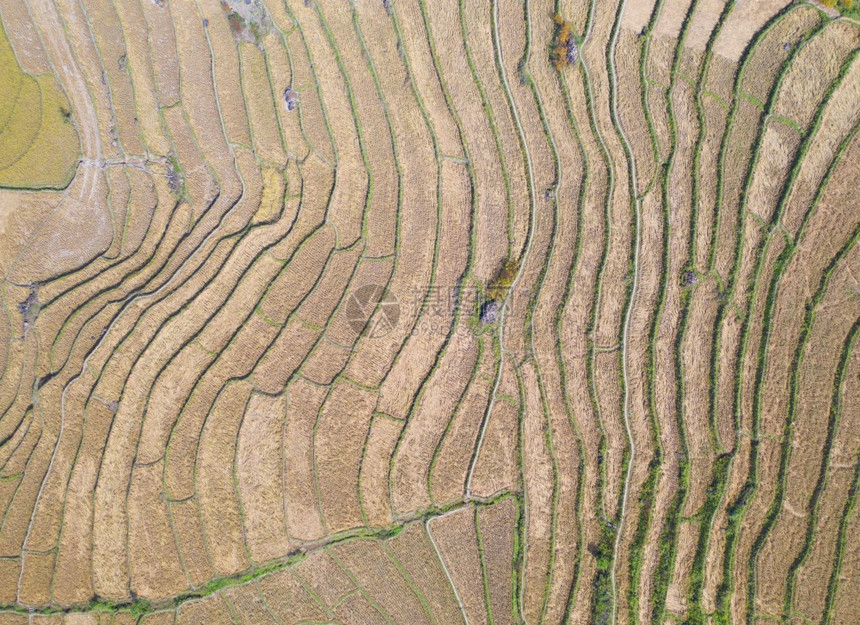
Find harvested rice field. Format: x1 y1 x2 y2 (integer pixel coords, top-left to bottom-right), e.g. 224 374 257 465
0 0 858 623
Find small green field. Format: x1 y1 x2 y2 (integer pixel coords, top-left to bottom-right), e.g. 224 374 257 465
0 21 79 189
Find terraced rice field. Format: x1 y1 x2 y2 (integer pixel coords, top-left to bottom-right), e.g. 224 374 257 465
0 0 858 623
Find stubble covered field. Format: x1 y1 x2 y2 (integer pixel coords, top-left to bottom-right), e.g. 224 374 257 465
0 0 857 623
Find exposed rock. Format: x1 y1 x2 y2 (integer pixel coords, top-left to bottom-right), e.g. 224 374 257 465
682 270 698 287
283 87 299 111
166 158 183 197
480 300 500 324
221 0 270 42
566 40 579 65
17 285 40 334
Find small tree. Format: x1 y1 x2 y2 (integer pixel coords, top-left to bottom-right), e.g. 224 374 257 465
551 13 577 71
487 258 520 301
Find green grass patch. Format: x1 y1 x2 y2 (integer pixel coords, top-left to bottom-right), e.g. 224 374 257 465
486 257 520 302
823 0 860 19
589 522 617 625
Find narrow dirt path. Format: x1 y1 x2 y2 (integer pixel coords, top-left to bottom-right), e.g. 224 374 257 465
465 0 538 500
605 0 644 622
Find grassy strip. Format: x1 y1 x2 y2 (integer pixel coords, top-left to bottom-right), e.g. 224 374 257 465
715 43 859 625
555 0 617 617
426 336 489 505
627 0 715 621
459 0 519 260
49 197 300 592
4 494 514 618
792 320 860 617
515 3 578 621
642 1 740 621
500 3 573 620
549 1 595 615
382 543 439 625
382 0 480 519
589 521 617 625
309 7 374 248
684 453 730 624
604 0 658 618
684 6 823 620
623 0 668 612
328 549 397 625
706 3 808 275
821 451 860 624
785 274 860 617
422 0 530 505
745 174 860 622
510 492 526 624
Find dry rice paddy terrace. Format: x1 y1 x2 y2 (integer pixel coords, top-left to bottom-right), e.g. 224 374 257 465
0 0 858 623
